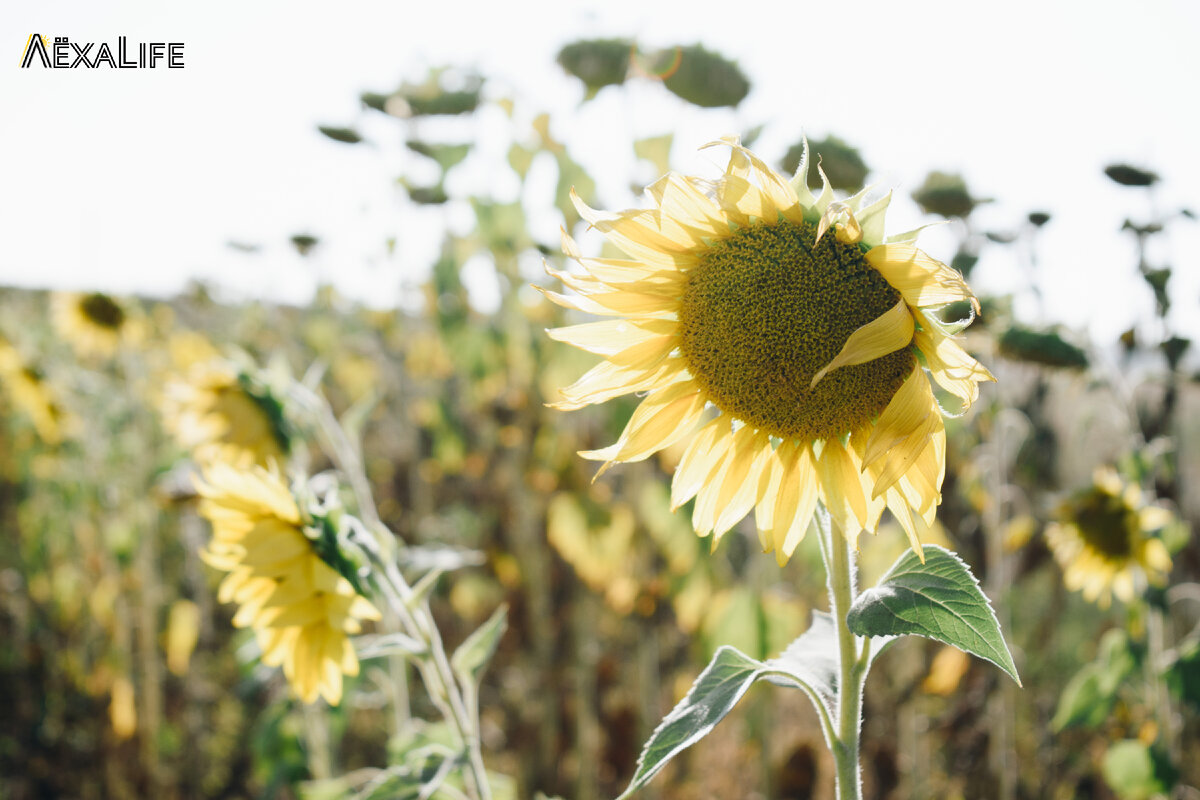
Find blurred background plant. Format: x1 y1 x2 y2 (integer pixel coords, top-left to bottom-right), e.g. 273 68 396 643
0 34 1197 800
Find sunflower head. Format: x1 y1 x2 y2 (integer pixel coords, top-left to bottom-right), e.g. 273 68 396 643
543 137 992 563
0 339 66 445
196 462 380 704
52 291 130 358
163 359 290 468
1046 468 1173 607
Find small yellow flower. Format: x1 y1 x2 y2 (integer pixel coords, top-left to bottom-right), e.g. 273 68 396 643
543 138 991 562
196 462 380 704
1046 467 1173 608
163 360 288 467
51 291 129 358
0 339 65 445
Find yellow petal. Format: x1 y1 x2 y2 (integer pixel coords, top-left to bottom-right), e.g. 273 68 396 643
546 318 676 356
779 445 820 560
811 300 915 387
817 439 867 541
914 325 994 410
579 380 707 466
553 337 680 410
867 244 978 311
670 417 727 509
863 367 936 468
713 428 771 537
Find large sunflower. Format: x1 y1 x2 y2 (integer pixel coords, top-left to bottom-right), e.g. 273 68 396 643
1046 468 1173 608
543 138 992 562
197 462 380 704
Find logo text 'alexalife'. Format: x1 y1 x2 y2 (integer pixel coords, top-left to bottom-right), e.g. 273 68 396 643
20 34 184 69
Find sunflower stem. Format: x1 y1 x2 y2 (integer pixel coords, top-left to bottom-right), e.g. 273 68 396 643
816 506 865 800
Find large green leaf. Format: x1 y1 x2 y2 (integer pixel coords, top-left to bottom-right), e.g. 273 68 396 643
847 545 1020 685
763 611 838 712
620 614 842 798
618 647 763 798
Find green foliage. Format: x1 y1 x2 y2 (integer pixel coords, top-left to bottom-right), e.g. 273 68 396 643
1165 637 1200 711
1052 629 1139 731
998 324 1090 368
781 135 869 192
911 171 980 218
451 604 508 685
406 141 472 174
1104 163 1159 187
1102 740 1177 799
651 44 750 108
847 545 1020 685
557 38 632 97
317 126 364 145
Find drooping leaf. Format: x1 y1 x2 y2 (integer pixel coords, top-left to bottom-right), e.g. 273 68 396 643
621 613 843 798
847 545 1020 685
763 611 839 710
451 604 507 684
618 646 764 798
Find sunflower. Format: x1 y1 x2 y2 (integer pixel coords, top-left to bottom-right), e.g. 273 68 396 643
162 359 289 468
196 461 381 704
51 291 129 358
542 138 992 563
1046 468 1173 608
0 339 65 445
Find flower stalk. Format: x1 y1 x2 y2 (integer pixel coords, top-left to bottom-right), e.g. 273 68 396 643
816 506 866 800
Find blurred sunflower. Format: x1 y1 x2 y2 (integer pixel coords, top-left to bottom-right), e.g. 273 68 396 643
196 461 380 704
0 340 65 444
1046 468 1173 608
162 360 288 467
543 138 991 562
51 291 129 358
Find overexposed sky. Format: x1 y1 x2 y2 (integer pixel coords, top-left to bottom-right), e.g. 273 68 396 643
2 0 1199 345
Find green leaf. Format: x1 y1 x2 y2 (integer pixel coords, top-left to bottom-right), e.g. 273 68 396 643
451 604 507 684
633 134 673 177
618 646 764 798
356 632 427 661
847 545 1020 685
1165 636 1200 711
1102 740 1177 800
620 614 844 799
317 125 363 145
763 611 839 711
1054 629 1138 731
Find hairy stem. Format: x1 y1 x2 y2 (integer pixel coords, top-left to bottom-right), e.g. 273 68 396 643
816 507 865 800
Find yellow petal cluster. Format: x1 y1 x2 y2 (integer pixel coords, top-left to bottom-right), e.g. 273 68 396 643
544 138 993 562
0 340 65 445
197 462 380 704
1046 467 1173 608
163 359 287 468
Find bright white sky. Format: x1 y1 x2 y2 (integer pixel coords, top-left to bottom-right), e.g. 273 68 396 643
3 0 1199 347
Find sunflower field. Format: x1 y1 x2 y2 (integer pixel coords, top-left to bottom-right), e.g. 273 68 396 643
2 39 1199 800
